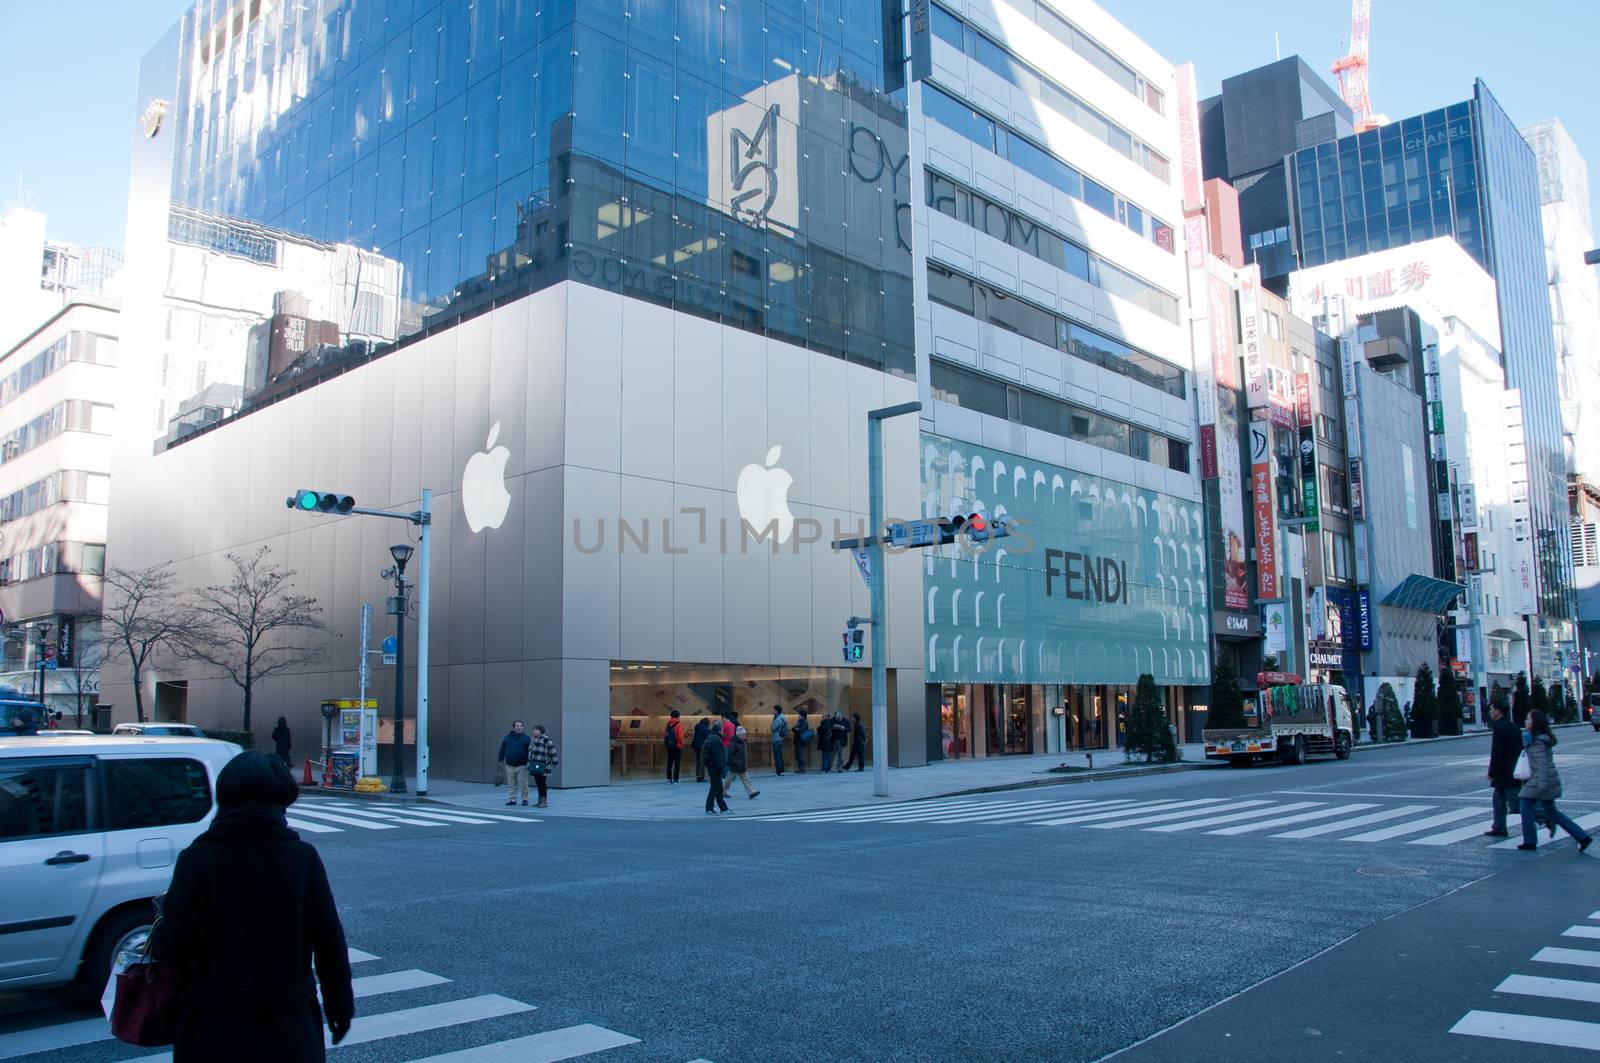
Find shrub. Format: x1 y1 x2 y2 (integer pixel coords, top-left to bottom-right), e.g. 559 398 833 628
1437 669 1463 735
1376 683 1405 742
205 728 256 750
1209 655 1247 730
1410 664 1438 738
1125 674 1179 764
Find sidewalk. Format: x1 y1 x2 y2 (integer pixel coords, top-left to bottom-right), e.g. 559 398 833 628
410 743 1216 821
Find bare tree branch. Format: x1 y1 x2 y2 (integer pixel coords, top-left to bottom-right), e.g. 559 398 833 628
64 638 104 730
178 546 326 731
100 563 202 723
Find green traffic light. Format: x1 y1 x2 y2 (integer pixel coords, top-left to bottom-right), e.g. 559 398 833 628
297 490 320 511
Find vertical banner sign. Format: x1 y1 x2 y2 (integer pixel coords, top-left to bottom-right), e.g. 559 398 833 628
1357 589 1373 650
1210 276 1238 389
1456 626 1473 664
1463 532 1479 571
1263 603 1288 656
1241 265 1267 408
1199 424 1219 479
1348 456 1365 522
1251 419 1278 598
1309 586 1327 639
1218 389 1249 609
1296 373 1318 524
1175 63 1205 213
908 0 932 81
56 615 74 668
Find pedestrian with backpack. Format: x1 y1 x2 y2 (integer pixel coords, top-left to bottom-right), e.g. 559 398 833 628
691 717 710 782
663 710 684 784
770 705 789 775
794 710 811 772
527 724 559 808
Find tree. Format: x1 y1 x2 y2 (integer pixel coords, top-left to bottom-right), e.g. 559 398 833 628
100 564 200 724
1551 681 1578 725
1511 672 1531 728
1125 673 1179 764
1437 668 1463 736
63 639 104 730
1209 655 1246 729
1376 682 1405 742
179 547 327 733
1410 664 1438 738
1531 675 1550 720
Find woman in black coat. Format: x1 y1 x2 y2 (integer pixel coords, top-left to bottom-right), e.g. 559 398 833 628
271 716 292 767
151 751 354 1061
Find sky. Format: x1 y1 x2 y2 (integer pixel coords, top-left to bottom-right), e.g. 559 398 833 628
2 1 1599 251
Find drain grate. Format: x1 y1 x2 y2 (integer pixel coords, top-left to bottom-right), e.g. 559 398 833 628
1356 866 1427 877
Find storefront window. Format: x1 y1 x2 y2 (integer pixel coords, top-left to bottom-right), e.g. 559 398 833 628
940 686 971 759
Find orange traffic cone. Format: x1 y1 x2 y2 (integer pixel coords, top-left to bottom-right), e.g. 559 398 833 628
302 757 314 786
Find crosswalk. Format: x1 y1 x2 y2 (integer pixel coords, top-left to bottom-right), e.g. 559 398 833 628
1451 909 1600 1052
284 797 537 836
0 946 664 1063
762 792 1600 850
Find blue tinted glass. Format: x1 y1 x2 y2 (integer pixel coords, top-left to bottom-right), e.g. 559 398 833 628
931 6 964 48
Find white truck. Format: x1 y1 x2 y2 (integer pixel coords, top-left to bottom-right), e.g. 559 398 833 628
1204 675 1357 767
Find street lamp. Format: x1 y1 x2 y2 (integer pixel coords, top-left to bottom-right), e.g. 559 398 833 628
382 544 414 794
35 622 52 706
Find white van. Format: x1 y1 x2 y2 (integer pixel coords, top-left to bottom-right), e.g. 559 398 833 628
0 736 240 992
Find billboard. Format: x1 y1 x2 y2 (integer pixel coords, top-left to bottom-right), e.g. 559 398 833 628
1240 265 1266 408
1218 390 1249 610
1210 276 1237 390
1250 419 1277 598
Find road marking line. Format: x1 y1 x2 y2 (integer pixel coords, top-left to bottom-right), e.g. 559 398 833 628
400 1022 641 1062
1145 802 1322 833
353 969 451 998
1035 798 1231 827
287 817 343 833
1084 800 1277 830
1272 805 1434 839
1492 811 1600 849
1534 946 1600 969
919 799 1102 824
1449 1009 1600 1050
0 1017 109 1059
1408 820 1507 846
1589 910 1600 920
296 804 461 826
1497 973 1600 1004
793 799 1043 823
281 808 399 830
1341 807 1482 842
791 796 1044 820
1565 926 1600 941
1274 790 1483 801
349 947 381 963
1207 803 1377 836
305 801 510 825
332 994 535 1048
400 808 534 824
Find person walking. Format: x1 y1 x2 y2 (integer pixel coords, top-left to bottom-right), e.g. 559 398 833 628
723 725 761 800
497 721 532 806
818 710 836 772
149 751 354 1061
270 716 292 768
663 710 684 784
843 713 867 772
1517 709 1592 852
1483 703 1523 837
770 705 788 775
703 722 730 815
691 716 711 782
831 712 852 774
793 710 810 773
528 724 559 809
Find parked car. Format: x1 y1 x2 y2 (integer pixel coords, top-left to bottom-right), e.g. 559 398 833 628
111 722 209 739
31 730 97 737
0 735 240 992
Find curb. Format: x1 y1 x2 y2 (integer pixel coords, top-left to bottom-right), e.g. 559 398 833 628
1345 720 1588 753
929 759 1223 800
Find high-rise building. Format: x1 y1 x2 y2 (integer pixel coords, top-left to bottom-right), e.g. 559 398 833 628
106 0 1205 779
1287 82 1573 674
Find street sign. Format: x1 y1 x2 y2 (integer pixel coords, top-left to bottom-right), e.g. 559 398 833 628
42 660 57 671
382 635 398 666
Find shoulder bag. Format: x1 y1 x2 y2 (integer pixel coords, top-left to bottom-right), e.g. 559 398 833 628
111 912 180 1047
1512 750 1532 782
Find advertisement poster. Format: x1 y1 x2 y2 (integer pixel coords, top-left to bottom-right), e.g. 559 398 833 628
1210 276 1237 389
1263 603 1287 656
1357 590 1373 650
1250 420 1277 598
1241 266 1266 408
1296 373 1317 524
1199 424 1218 480
1218 391 1249 610
1348 457 1366 522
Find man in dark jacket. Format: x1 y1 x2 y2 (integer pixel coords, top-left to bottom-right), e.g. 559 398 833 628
497 721 532 806
843 713 867 771
831 712 852 773
1484 704 1523 836
793 710 810 772
818 711 835 772
703 724 730 814
691 717 711 781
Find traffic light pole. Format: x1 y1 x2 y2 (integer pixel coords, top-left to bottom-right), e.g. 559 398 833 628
415 489 431 795
867 402 921 798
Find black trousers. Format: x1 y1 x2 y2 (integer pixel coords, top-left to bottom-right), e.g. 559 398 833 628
693 746 706 780
533 772 549 800
706 772 729 812
665 747 682 782
844 742 865 770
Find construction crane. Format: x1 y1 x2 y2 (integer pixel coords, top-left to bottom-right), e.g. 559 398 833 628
1330 0 1384 132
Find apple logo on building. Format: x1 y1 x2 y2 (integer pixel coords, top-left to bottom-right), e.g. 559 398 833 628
462 422 512 533
737 444 795 543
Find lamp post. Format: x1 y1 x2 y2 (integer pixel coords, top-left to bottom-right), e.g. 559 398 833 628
35 622 52 706
381 544 413 794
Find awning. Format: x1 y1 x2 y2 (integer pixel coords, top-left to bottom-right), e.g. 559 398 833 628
1378 574 1464 614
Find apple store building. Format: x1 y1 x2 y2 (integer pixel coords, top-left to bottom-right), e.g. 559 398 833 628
103 0 935 786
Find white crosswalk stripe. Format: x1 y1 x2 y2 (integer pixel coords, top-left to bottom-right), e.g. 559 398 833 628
1497 973 1600 1004
1083 800 1277 830
1490 810 1600 849
1272 804 1435 839
1207 803 1377 836
1143 802 1323 833
1450 1010 1600 1051
8 945 668 1063
1341 807 1482 842
1034 798 1227 827
280 798 538 837
1453 919 1600 1051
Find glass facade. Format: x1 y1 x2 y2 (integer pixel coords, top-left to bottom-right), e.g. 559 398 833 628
152 0 913 442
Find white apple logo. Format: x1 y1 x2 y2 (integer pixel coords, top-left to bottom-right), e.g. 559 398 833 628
737 444 795 543
462 421 512 533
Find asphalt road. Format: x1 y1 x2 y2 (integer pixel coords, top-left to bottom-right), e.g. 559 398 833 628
4 727 1597 1063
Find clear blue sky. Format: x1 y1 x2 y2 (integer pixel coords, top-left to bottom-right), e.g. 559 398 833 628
3 1 1599 250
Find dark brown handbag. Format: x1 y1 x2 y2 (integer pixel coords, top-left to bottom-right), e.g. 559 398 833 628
111 915 180 1047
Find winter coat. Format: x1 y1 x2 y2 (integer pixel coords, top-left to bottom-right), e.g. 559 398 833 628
832 716 851 747
664 719 683 749
771 714 788 742
817 720 834 751
151 803 354 1063
691 719 710 751
703 732 728 775
1520 733 1562 801
852 719 867 747
271 723 291 758
528 734 559 775
794 715 810 747
498 731 531 767
1487 716 1523 789
728 733 748 773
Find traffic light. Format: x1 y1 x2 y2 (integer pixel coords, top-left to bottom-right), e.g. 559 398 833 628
842 628 864 662
937 513 1010 545
287 489 355 515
